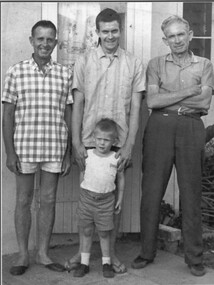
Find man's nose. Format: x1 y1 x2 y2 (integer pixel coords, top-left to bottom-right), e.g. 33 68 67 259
174 35 180 43
42 39 48 45
108 32 113 39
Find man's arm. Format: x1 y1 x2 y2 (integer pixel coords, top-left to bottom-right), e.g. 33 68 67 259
116 91 142 171
179 86 212 110
2 102 21 175
115 170 125 214
146 84 202 109
71 89 87 171
61 104 72 176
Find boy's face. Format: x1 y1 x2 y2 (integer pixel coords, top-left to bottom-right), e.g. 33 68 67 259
94 129 115 155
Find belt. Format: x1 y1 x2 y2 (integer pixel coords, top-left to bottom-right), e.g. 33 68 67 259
152 109 201 120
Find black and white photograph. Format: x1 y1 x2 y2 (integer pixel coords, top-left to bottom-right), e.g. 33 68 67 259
1 1 214 284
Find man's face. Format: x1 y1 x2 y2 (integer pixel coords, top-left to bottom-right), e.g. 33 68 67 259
96 21 121 54
163 22 193 55
29 26 57 61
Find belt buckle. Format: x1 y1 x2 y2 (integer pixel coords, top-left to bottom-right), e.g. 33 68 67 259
178 107 182 116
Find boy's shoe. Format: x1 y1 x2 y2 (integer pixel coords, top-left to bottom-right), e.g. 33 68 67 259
103 264 114 278
73 264 89 277
131 255 153 269
188 264 206 276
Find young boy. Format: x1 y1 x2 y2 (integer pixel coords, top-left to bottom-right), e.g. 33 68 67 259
73 118 125 278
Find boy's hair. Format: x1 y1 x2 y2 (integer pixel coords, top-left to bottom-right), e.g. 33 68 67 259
95 118 118 138
96 8 121 30
161 15 190 35
31 20 57 37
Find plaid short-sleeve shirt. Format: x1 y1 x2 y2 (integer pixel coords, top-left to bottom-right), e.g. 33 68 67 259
2 57 73 162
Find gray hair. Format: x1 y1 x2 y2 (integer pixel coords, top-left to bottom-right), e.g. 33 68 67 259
161 15 190 35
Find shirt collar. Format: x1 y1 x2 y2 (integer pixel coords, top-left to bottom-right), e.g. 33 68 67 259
97 44 121 59
166 50 199 64
29 55 54 71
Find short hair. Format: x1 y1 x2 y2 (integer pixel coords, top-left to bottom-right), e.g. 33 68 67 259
96 8 121 30
31 20 57 37
161 15 190 35
95 118 118 138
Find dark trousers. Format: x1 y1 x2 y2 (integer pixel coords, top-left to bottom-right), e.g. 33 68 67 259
140 112 205 265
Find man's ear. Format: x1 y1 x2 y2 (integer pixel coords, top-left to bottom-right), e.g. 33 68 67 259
162 37 169 46
53 39 58 49
189 30 193 41
29 36 33 46
96 29 100 37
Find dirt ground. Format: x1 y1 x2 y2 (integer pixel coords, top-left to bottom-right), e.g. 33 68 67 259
117 232 214 269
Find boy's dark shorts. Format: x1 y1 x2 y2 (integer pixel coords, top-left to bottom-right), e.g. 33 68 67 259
77 188 115 231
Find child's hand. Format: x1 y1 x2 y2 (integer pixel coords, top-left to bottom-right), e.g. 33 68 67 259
115 201 121 215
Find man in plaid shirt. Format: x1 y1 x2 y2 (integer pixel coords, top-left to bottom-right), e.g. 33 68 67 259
2 20 73 275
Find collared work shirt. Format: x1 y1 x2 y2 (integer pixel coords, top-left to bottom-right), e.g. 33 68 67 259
147 52 214 114
2 57 73 162
72 45 145 147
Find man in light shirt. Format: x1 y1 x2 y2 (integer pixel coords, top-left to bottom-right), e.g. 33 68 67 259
67 8 145 274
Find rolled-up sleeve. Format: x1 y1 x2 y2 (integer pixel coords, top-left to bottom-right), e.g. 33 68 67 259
146 57 161 88
72 54 85 94
2 66 18 104
133 58 146 93
202 59 214 90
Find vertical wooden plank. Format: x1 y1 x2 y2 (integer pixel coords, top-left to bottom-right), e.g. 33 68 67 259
71 164 81 202
56 177 64 201
122 2 152 232
120 167 133 232
131 102 149 232
126 2 135 54
63 202 72 233
63 171 73 201
72 202 78 233
53 203 64 233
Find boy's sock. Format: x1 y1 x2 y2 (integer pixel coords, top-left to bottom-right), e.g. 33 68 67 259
102 256 111 265
81 252 90 266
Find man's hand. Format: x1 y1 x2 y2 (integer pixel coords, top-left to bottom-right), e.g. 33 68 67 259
6 151 21 175
115 145 133 172
73 143 88 171
61 152 71 177
186 84 202 96
115 199 122 214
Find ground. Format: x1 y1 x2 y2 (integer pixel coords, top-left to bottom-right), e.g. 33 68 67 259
117 232 214 269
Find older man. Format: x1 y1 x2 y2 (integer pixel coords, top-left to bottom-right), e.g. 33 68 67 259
132 15 214 277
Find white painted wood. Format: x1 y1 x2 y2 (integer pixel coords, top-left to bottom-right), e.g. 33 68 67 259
127 2 152 65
